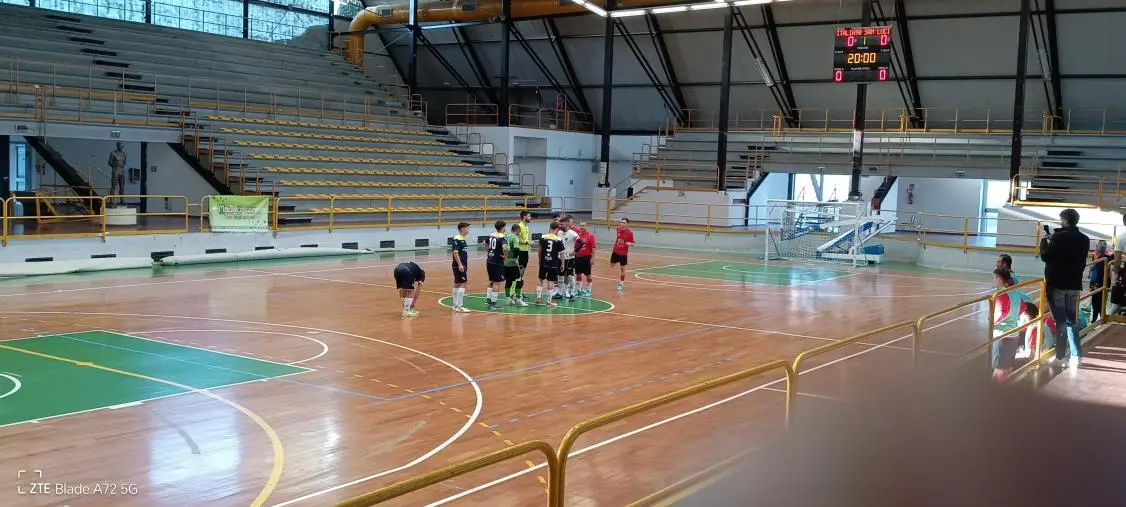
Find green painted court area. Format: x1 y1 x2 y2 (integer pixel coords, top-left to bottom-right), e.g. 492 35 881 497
438 294 614 315
635 261 851 286
0 331 309 428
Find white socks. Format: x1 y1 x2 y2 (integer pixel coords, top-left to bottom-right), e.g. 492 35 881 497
452 287 466 308
403 298 413 311
486 287 496 303
536 286 544 299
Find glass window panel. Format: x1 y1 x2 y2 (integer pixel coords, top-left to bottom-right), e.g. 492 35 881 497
39 0 145 22
151 0 242 37
259 0 329 14
0 1 32 7
248 3 328 46
333 0 361 18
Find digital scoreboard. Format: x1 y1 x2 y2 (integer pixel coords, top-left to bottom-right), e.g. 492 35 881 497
833 26 892 83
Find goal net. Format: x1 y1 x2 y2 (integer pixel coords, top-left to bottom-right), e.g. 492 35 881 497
764 199 868 266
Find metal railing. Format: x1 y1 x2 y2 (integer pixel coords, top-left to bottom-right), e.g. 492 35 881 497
6 192 1119 256
333 441 559 507
1012 169 1126 209
508 104 596 133
444 102 500 126
340 268 1104 506
675 107 1126 134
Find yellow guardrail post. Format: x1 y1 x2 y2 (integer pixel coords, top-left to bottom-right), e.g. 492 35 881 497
327 196 336 231
333 441 559 507
483 195 489 223
98 196 107 239
437 196 444 226
791 320 919 416
655 202 661 232
550 360 794 506
386 196 392 227
706 204 713 235
962 217 969 252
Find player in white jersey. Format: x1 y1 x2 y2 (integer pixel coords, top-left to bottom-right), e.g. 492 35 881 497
558 215 581 300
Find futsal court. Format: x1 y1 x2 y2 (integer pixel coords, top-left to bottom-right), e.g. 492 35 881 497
0 247 997 506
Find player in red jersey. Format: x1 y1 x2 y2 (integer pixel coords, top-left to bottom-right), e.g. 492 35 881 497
574 220 596 297
610 217 635 292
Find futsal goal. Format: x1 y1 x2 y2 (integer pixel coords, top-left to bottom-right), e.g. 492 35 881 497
763 199 894 266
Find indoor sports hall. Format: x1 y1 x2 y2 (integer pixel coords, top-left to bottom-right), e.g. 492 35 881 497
1 0 1125 506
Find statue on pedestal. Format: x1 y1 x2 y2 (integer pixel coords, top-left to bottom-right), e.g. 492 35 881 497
107 141 126 205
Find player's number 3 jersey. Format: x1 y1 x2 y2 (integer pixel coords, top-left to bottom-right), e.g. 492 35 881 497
539 234 564 266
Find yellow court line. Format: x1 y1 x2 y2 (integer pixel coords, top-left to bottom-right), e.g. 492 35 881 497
0 343 284 507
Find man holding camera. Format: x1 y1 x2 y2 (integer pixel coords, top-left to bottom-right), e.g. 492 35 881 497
1040 209 1089 369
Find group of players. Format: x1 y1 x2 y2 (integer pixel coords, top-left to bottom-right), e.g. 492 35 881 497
393 212 636 317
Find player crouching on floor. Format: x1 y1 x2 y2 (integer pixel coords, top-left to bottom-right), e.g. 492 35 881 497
393 261 426 318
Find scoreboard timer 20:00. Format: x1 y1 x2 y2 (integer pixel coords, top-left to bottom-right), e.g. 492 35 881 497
833 26 892 83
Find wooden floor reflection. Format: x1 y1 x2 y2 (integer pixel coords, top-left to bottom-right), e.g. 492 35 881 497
0 248 997 506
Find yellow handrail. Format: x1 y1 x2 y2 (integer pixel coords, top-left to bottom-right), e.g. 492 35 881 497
550 360 795 506
333 440 559 507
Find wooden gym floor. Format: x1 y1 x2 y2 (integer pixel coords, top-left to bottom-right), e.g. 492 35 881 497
0 246 998 506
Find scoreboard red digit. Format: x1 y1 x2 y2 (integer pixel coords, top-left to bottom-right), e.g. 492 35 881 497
833 26 892 83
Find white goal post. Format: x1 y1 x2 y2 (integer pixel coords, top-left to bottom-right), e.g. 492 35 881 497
764 199 893 266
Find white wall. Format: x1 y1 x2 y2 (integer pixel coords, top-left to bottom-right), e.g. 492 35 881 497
464 127 647 211
747 172 790 225
146 143 221 215
895 177 985 234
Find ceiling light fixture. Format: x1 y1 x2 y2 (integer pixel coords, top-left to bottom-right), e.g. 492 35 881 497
609 9 647 17
732 0 773 5
568 0 609 17
691 2 730 9
651 5 689 13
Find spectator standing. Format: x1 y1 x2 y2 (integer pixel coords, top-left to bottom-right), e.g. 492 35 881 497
1040 209 1090 369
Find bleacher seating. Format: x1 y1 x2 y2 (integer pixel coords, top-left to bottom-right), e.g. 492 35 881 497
0 2 533 225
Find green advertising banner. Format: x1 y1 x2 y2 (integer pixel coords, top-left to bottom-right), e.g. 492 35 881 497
209 195 270 232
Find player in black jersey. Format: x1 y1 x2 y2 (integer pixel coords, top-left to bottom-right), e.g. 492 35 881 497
450 222 470 313
393 261 426 318
483 220 509 308
536 221 565 307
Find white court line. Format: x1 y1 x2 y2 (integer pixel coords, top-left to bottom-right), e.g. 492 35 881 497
0 369 310 430
717 264 862 287
42 330 315 372
0 373 22 400
632 271 990 298
420 307 984 507
129 330 331 365
0 258 453 300
616 249 993 284
250 267 946 355
256 266 960 356
607 311 961 356
0 310 484 507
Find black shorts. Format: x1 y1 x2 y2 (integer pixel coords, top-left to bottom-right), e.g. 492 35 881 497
539 264 560 282
486 263 506 283
610 252 628 266
452 265 468 284
575 256 592 276
394 266 417 290
517 250 530 269
561 258 575 277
